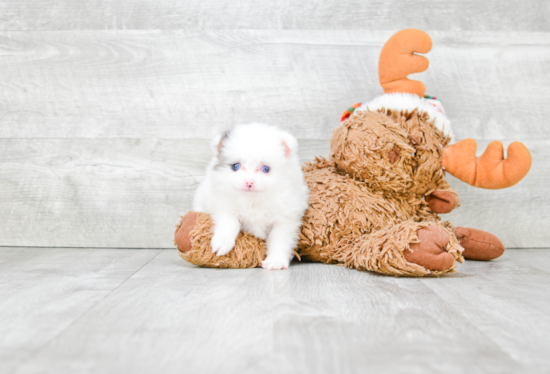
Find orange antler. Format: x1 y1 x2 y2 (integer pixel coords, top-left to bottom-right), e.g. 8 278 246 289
442 139 532 189
378 29 432 97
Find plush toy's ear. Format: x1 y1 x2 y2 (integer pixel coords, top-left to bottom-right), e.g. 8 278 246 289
378 29 432 97
279 131 298 158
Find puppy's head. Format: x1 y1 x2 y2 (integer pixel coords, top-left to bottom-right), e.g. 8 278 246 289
211 123 298 193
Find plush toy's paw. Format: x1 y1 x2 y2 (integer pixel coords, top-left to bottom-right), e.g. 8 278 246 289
211 230 237 256
175 212 199 254
425 190 458 214
261 254 290 270
454 227 505 260
404 225 456 272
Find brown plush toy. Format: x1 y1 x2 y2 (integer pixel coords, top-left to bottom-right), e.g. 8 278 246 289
175 29 532 276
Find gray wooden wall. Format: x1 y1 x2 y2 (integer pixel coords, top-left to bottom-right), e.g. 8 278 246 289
0 1 548 249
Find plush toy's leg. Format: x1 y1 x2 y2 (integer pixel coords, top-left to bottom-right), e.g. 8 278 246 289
174 212 266 268
453 227 505 260
322 221 464 276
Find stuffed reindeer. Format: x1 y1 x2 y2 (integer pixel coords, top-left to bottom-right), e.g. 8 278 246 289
175 29 531 276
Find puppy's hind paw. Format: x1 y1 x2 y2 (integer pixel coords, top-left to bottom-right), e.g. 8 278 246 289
261 255 290 270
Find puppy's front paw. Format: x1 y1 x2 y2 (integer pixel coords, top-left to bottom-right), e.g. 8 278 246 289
262 254 290 270
211 231 236 257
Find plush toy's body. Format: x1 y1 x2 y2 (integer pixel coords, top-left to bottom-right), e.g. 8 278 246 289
175 29 532 276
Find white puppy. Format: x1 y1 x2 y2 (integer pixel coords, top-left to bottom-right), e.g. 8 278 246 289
193 123 309 270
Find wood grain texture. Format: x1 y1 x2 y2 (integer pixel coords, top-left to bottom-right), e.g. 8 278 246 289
0 138 546 249
0 138 207 248
422 261 550 371
0 0 548 31
2 247 549 374
0 138 326 248
0 247 161 374
0 30 548 140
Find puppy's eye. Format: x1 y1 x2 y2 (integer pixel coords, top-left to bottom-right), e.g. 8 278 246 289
261 165 270 173
231 163 241 171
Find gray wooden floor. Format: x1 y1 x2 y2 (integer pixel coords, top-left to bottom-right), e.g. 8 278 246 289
1 247 550 374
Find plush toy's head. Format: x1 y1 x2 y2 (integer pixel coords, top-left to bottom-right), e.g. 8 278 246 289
331 29 532 196
331 94 451 196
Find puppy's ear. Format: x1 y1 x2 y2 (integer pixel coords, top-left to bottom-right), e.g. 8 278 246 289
280 131 298 158
210 130 230 156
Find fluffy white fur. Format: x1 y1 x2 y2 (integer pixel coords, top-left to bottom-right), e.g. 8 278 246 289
193 123 309 270
357 93 454 140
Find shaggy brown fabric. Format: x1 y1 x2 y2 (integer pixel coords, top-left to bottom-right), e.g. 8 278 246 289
297 155 463 276
454 227 505 260
177 212 266 269
175 211 462 276
331 108 451 196
176 107 470 277
318 219 462 277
